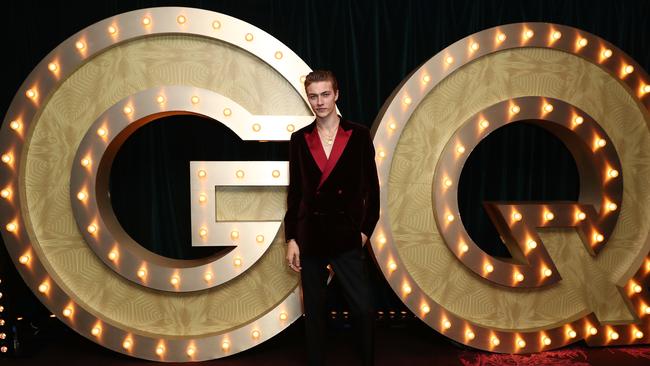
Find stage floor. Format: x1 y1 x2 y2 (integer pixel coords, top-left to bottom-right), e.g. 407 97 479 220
2 318 650 365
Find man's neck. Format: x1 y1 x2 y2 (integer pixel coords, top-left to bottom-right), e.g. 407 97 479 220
316 113 340 130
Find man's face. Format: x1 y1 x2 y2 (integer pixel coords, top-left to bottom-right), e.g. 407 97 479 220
306 80 338 119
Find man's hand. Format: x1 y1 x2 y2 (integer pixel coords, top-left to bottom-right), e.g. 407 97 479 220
286 239 301 272
361 232 368 246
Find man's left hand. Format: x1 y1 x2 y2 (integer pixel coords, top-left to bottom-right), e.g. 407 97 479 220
361 232 368 246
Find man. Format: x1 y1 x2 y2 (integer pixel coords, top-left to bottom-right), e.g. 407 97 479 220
284 70 380 366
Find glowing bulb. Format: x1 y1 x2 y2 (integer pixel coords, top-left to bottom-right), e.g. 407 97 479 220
577 38 588 48
108 26 117 35
177 15 186 24
421 304 430 314
446 214 455 222
235 170 245 178
191 96 200 104
456 145 466 154
635 330 644 339
515 273 524 282
252 123 261 132
422 75 431 84
643 85 650 94
5 222 17 232
524 29 534 39
204 272 213 282
198 169 207 178
0 189 9 199
544 212 555 221
122 338 133 350
443 177 453 188
602 49 613 59
496 33 507 43
484 264 494 273
574 116 584 125
63 307 73 317
608 169 619 178
275 51 283 59
87 224 97 234
527 240 537 249
108 250 118 261
96 128 107 137
38 283 49 293
222 340 230 351
517 339 526 348
81 158 91 167
480 119 490 129
388 261 397 271
156 345 165 356
75 41 85 50
610 331 619 340
378 150 386 158
252 330 261 339
1 154 12 164
25 88 37 100
403 96 412 105
594 233 604 243
8 121 20 132
230 230 239 239
142 17 151 26
48 62 58 72
460 243 469 253
279 312 288 321
233 257 242 266
568 329 577 338
589 326 598 335
470 42 480 51
137 268 146 279
633 284 643 293
198 193 207 203
491 337 500 346
576 211 586 221
287 124 295 132
170 275 180 286
510 105 520 114
607 202 618 211
466 330 475 340
19 255 30 264
272 169 280 178
552 31 562 40
245 33 254 41
379 236 387 245
512 212 522 221
1 347 7 353
623 65 634 75
199 228 208 237
77 191 87 201
402 283 412 294
442 320 451 329
223 108 232 116
389 122 397 130
186 346 195 356
596 138 607 148
445 56 454 65
644 305 650 315
212 20 221 29
543 103 554 113
256 234 264 243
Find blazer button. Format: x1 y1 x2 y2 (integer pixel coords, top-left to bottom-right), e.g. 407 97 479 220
316 191 321 195
337 189 342 194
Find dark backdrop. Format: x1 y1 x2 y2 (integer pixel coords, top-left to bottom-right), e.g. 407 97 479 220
1 0 649 344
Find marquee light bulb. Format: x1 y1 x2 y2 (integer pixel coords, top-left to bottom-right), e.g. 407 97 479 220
527 240 537 249
279 312 288 321
568 329 577 338
442 319 451 329
633 284 643 293
610 331 619 340
272 170 280 178
245 33 254 41
204 272 213 282
63 307 73 317
635 330 644 339
108 26 117 35
199 228 208 237
198 193 207 203
515 272 524 282
543 336 552 345
252 330 261 339
470 42 480 51
597 138 607 148
543 268 553 277
422 75 431 84
123 338 133 350
137 268 147 279
256 234 264 243
87 224 97 234
230 230 239 239
19 255 30 264
235 170 245 178
523 29 534 39
75 41 85 50
275 51 283 60
491 337 500 346
186 346 195 356
0 189 10 199
156 95 165 104
96 128 107 137
444 178 453 188
446 214 455 222
198 170 207 178
421 304 430 314
6 222 17 232
170 275 180 286
460 243 469 253
445 56 454 65
38 283 49 293
402 283 412 294
81 158 91 167
574 116 584 125
511 105 520 114
388 261 397 271
91 326 102 336
191 96 200 104
484 264 494 273
108 250 118 261
607 202 618 211
456 145 465 154
623 65 634 75
177 15 186 24
643 85 650 94
212 20 221 29
544 212 555 221
577 38 588 48
287 124 295 132
594 233 604 243
1 154 12 164
233 257 242 266
576 211 586 221
156 345 165 356
142 17 151 26
608 169 619 178
552 31 562 40
222 340 230 351
77 191 88 201
602 49 613 59
496 33 507 43
589 326 598 335
223 108 232 116
543 103 554 113
512 212 522 221
466 330 475 340
479 119 490 129
517 339 526 348
48 63 58 72
403 96 412 105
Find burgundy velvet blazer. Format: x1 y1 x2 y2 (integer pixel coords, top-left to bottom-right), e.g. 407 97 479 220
284 119 380 257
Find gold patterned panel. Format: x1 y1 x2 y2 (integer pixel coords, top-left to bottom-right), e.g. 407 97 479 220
23 34 308 337
389 48 650 330
216 187 287 221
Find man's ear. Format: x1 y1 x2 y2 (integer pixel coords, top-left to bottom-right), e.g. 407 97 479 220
334 90 339 102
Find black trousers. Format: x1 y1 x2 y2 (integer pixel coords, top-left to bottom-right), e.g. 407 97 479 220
300 246 374 366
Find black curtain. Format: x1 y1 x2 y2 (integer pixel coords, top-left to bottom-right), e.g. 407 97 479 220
1 0 649 327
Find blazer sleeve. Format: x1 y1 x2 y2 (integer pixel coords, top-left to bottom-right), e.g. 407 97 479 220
284 131 302 243
360 128 380 239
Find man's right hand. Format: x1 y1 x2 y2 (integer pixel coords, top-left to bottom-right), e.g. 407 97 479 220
286 239 301 272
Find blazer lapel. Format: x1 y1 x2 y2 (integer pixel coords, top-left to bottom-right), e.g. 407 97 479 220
317 122 352 189
305 125 327 173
